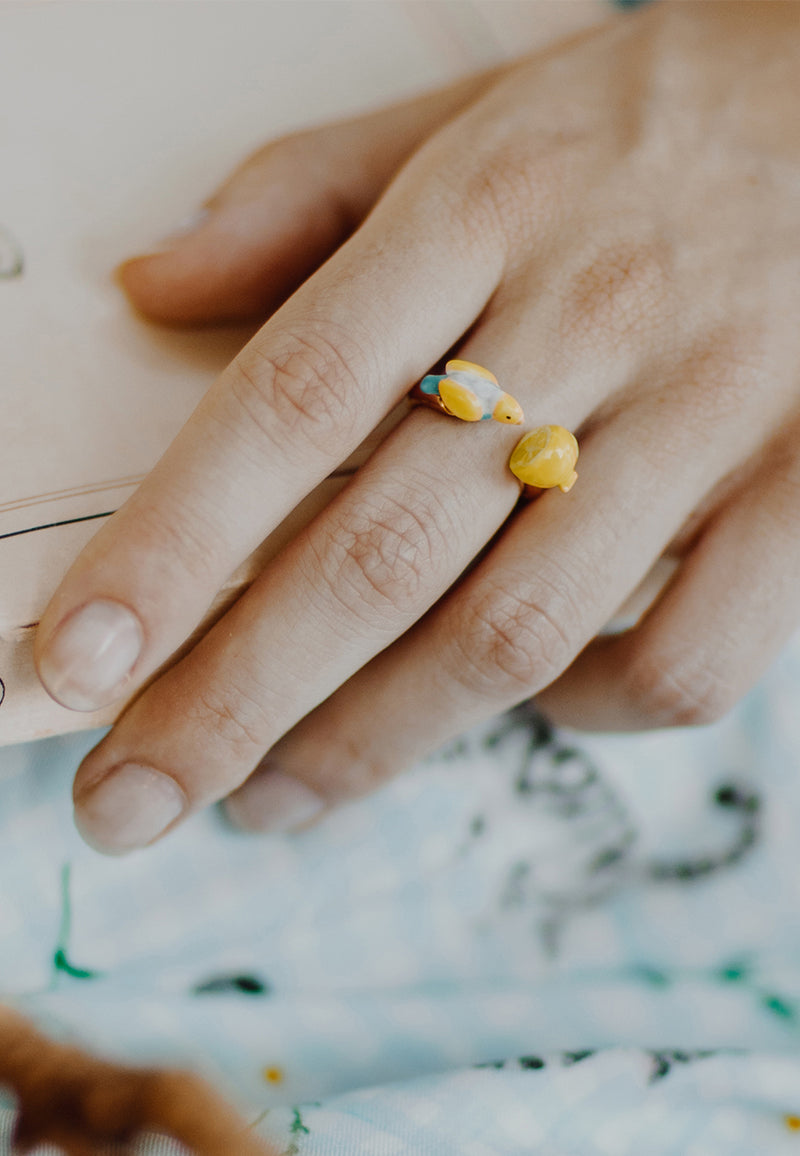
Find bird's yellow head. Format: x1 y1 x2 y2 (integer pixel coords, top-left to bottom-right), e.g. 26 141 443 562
492 393 524 424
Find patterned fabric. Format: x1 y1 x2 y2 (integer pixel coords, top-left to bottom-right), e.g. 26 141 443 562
1 631 800 1153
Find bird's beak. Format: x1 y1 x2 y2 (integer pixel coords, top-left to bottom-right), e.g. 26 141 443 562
493 394 524 424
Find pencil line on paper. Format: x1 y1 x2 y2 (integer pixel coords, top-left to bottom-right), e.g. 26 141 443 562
0 470 357 537
0 511 116 542
0 475 144 515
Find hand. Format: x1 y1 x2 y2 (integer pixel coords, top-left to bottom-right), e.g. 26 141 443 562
35 1 800 853
0 1007 273 1156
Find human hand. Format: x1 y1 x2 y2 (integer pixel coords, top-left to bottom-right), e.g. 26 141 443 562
0 1007 274 1156
35 1 800 852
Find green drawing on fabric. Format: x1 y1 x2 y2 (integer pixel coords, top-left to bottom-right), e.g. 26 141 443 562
647 1049 719 1085
291 1108 310 1136
53 948 96 980
193 973 270 996
624 956 800 1030
718 959 752 983
762 994 797 1022
632 964 671 988
283 1107 310 1155
52 864 100 982
552 747 581 765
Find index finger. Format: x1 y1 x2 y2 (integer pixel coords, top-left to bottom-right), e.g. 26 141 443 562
34 141 506 711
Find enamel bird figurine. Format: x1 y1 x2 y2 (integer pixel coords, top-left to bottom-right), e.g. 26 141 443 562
414 359 524 424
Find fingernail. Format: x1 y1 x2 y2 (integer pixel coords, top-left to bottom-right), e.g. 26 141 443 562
155 207 211 249
225 770 325 834
38 599 143 711
74 764 185 854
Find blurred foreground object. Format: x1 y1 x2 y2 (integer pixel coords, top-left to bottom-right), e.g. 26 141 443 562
0 1006 274 1155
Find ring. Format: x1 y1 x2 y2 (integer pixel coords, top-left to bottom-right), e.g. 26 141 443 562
509 426 579 493
410 361 576 493
411 359 524 424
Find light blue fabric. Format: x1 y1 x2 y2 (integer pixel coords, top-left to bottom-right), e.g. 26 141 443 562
2 633 800 1153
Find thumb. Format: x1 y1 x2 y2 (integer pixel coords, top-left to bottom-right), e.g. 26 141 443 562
117 69 499 325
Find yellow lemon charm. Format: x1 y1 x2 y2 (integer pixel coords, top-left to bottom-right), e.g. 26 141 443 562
509 425 579 493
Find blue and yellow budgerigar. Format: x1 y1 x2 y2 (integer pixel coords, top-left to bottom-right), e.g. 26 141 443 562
418 360 524 424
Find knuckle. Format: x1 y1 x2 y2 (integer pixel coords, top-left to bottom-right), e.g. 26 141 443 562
316 486 449 620
229 327 368 458
455 141 567 254
252 130 314 172
247 131 359 231
419 120 574 260
678 326 769 421
625 650 735 728
226 133 309 197
558 240 672 350
412 162 503 268
236 129 341 199
452 574 582 698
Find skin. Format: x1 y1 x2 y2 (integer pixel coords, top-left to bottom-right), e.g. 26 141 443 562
0 1007 274 1155
34 1 800 852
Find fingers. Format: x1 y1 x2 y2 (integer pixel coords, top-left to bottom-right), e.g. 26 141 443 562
118 71 500 325
65 405 535 853
66 311 791 849
35 127 509 718
535 433 800 730
223 395 779 831
66 257 639 853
